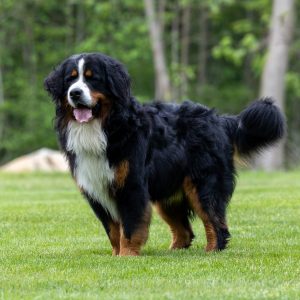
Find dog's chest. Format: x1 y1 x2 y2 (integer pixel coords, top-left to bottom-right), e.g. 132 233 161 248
66 120 119 221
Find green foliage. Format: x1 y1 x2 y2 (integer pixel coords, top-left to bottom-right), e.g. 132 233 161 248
0 0 299 166
0 171 300 299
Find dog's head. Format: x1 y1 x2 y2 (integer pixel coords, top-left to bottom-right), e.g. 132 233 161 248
44 53 131 123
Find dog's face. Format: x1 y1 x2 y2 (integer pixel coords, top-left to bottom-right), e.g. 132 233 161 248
45 53 131 123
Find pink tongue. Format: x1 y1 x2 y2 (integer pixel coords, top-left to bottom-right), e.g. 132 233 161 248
73 108 93 123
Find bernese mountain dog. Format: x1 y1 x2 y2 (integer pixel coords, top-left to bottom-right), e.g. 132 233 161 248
44 52 285 256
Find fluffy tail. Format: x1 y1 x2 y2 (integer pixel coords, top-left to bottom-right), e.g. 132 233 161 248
224 98 286 156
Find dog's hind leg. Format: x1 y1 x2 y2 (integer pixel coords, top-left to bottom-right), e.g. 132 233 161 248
183 176 231 251
154 201 194 250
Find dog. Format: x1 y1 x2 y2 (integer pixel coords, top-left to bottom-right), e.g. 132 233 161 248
44 52 285 256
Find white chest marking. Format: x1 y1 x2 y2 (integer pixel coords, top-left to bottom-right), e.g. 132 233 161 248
66 120 119 221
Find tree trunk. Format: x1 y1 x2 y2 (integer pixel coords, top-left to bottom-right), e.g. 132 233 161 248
0 64 4 141
171 2 180 101
144 0 171 101
255 0 295 171
23 9 37 90
76 2 85 44
0 66 3 105
180 3 191 100
197 3 208 89
158 0 166 35
0 6 5 141
66 0 74 51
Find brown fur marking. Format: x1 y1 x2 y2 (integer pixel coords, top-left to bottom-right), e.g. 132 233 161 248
90 91 112 122
119 204 152 256
60 96 74 126
85 69 93 78
108 222 120 256
71 69 78 77
183 177 218 252
154 202 194 249
114 160 129 189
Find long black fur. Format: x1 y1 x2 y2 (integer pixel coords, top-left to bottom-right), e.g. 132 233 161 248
45 52 285 253
235 99 285 155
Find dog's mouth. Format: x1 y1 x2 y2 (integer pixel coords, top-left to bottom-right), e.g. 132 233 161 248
72 103 101 123
73 107 93 123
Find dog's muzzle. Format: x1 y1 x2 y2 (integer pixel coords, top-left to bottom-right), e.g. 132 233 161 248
69 88 85 106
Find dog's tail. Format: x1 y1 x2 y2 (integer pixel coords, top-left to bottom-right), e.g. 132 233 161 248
223 98 286 156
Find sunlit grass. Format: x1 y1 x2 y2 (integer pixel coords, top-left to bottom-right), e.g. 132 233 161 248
0 171 299 299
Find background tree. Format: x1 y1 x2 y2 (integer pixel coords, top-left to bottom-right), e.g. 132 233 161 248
255 0 295 170
144 0 171 101
0 64 4 141
179 1 191 99
197 2 208 89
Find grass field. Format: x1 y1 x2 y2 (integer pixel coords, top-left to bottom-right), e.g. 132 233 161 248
0 171 299 300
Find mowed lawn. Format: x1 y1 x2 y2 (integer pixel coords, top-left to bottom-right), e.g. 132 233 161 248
0 171 299 300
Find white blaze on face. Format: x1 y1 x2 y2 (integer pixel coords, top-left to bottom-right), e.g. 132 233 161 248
67 58 92 107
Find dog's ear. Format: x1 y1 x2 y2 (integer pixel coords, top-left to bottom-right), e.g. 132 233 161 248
105 60 131 104
44 64 65 102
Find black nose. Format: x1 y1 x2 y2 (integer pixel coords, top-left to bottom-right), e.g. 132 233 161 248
70 88 82 102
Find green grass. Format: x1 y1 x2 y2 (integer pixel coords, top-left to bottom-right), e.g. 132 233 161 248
0 171 299 300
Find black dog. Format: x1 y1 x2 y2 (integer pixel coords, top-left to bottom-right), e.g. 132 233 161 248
45 52 285 256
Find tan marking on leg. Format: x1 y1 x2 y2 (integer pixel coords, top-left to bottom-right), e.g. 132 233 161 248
183 177 218 252
114 160 129 189
108 222 120 256
154 202 193 249
119 204 151 256
203 223 217 251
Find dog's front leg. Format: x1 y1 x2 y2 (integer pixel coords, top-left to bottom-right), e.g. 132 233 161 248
119 202 151 256
85 195 121 255
117 192 152 256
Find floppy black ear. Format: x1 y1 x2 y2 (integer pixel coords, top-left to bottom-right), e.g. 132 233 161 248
44 64 65 102
105 60 131 104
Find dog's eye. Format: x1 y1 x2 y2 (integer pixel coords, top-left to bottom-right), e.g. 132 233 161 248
70 69 78 78
85 70 93 78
